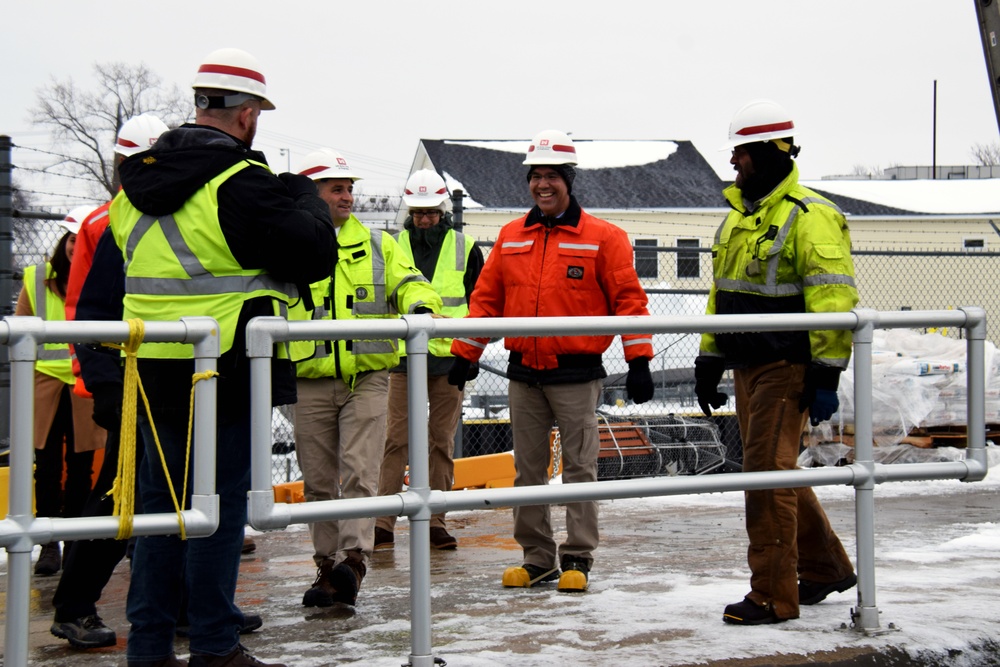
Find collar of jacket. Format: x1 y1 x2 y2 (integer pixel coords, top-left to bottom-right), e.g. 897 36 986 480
336 214 370 248
403 211 455 246
723 162 800 215
524 195 582 229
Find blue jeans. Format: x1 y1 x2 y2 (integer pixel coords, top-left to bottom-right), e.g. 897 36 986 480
126 407 249 661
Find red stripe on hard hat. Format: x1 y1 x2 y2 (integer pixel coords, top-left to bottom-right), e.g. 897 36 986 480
299 165 330 177
435 187 447 195
552 144 575 154
198 63 266 84
736 120 794 137
117 138 140 148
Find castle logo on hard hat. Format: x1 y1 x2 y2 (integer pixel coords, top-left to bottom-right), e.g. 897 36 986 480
418 186 427 194
337 157 347 166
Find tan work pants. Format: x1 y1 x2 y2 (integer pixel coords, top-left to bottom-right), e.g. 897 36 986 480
294 371 389 567
509 379 601 570
376 372 462 531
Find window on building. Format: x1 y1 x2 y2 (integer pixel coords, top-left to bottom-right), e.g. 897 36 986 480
677 238 700 279
964 238 986 251
635 239 658 278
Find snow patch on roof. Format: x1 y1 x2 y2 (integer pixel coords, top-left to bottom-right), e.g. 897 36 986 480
444 140 680 169
441 171 483 208
803 178 1000 215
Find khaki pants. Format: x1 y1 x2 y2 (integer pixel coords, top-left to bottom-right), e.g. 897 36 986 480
294 372 389 567
735 360 855 619
376 372 462 531
509 379 601 570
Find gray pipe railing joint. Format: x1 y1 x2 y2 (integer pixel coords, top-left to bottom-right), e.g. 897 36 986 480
401 313 434 355
245 316 287 359
851 308 877 345
959 306 988 341
248 489 290 531
181 316 221 360
5 316 45 361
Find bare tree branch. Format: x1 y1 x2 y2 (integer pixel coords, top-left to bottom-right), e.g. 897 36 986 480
30 61 191 199
971 142 1000 166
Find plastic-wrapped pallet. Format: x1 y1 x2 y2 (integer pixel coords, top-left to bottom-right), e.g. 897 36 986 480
818 329 1000 446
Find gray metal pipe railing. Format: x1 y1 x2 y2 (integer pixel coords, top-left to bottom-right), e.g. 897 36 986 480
245 307 989 665
0 316 222 667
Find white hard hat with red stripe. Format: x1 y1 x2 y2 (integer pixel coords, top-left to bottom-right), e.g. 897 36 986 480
297 148 362 182
192 47 275 110
723 99 796 150
402 169 448 208
60 205 98 235
116 114 169 157
523 129 578 165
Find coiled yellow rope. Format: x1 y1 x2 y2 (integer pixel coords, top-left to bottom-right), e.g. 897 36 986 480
105 318 217 541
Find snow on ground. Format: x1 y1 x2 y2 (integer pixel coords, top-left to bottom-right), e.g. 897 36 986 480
257 449 1000 667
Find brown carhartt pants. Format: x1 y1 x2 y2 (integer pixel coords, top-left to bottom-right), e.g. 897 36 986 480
735 360 855 619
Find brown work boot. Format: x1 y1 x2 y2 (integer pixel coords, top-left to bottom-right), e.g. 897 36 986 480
373 526 394 551
241 536 257 555
429 527 458 550
329 551 366 606
34 542 61 576
302 559 337 607
188 644 285 666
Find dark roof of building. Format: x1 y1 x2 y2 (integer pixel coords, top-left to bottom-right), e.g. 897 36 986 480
420 139 726 209
419 139 919 216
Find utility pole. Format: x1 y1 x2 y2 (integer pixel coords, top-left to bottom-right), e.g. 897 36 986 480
932 80 938 180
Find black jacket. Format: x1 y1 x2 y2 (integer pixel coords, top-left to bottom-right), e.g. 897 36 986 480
79 124 336 414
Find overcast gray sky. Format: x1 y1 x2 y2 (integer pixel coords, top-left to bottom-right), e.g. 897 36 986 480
3 0 997 208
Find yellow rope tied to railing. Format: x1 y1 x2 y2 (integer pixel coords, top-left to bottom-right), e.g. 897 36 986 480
104 319 218 541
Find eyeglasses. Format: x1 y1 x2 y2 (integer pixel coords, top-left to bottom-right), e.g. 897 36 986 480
411 210 441 219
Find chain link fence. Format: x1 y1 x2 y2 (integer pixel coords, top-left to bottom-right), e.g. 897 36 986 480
8 218 1000 485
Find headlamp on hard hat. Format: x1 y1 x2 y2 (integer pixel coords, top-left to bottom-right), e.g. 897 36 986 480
195 91 260 110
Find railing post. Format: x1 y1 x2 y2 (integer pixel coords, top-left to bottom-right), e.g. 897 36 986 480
960 307 989 480
402 314 437 667
850 309 882 632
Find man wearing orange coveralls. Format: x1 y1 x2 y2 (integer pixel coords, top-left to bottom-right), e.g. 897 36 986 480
449 130 655 593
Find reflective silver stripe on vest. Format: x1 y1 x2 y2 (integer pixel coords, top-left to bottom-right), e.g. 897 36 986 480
623 337 653 347
558 243 599 252
814 355 849 370
441 297 466 307
502 240 533 249
764 204 802 285
353 232 389 315
389 274 431 314
804 273 856 288
715 278 803 297
353 340 396 355
453 232 466 272
33 263 70 360
124 214 298 299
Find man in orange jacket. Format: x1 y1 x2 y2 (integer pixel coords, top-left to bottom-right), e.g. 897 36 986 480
449 130 655 593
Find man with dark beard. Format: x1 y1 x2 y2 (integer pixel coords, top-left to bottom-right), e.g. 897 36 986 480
695 99 858 626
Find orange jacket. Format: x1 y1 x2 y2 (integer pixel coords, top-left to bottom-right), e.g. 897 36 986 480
452 202 652 373
65 199 112 397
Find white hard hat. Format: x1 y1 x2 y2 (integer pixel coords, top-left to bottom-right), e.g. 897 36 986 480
722 99 796 150
116 114 170 157
297 148 362 182
523 129 578 166
402 169 449 209
60 205 98 235
191 47 275 110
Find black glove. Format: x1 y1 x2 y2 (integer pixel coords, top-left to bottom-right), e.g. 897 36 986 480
447 357 475 391
91 383 124 431
625 357 654 404
799 363 842 426
277 172 319 199
694 355 728 417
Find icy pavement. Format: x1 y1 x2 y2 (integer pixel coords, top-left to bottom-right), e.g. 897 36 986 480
3 447 999 666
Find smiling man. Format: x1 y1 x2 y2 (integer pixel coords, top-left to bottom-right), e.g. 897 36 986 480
450 130 654 593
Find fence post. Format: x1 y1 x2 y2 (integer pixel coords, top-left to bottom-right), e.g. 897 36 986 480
0 136 13 457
